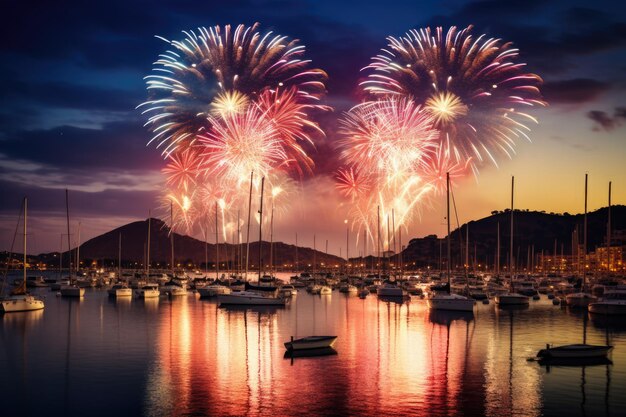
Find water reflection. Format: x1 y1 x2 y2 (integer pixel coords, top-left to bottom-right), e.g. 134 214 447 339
2 278 625 417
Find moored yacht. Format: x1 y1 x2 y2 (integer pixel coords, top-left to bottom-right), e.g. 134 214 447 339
566 291 597 308
108 283 132 298
136 283 160 298
377 281 406 297
0 198 45 313
218 290 286 306
588 288 626 315
427 173 474 312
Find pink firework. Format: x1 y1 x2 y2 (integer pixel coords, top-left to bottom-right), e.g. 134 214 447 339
337 97 438 174
256 87 328 177
198 107 286 186
334 167 371 200
162 148 202 192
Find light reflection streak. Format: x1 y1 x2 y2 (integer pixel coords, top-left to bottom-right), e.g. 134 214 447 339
140 288 545 416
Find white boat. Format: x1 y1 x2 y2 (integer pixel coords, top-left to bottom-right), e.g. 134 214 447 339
588 289 626 315
198 284 232 298
136 284 160 299
218 290 286 306
428 292 475 312
537 343 613 359
565 292 597 308
377 281 406 297
0 198 45 314
425 173 474 312
108 283 132 298
168 286 188 297
307 284 322 294
495 177 529 307
280 285 297 297
495 293 529 306
320 285 332 295
284 335 337 351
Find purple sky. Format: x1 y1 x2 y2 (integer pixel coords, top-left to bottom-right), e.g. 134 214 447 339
1 0 625 255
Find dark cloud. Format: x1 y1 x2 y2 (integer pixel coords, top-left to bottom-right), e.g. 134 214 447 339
428 2 626 75
0 121 162 171
542 79 610 104
587 107 626 132
0 179 157 219
4 80 139 111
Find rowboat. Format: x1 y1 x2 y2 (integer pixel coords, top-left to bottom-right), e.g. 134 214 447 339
284 336 337 351
537 343 613 359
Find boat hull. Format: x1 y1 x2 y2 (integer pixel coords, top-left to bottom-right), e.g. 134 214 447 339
377 287 405 297
495 293 529 306
0 295 44 313
537 344 613 359
284 336 337 351
218 292 286 306
428 296 475 312
565 293 596 308
588 301 626 315
60 286 85 297
108 288 132 297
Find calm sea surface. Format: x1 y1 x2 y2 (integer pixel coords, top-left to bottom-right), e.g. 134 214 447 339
1 272 625 417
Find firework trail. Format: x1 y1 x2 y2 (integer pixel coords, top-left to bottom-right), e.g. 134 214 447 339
360 25 545 175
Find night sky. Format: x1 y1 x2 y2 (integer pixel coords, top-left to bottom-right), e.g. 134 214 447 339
1 0 625 254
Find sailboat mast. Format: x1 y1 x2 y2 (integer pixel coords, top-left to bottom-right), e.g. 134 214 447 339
295 233 298 272
497 222 500 276
606 181 611 275
118 233 122 281
245 171 254 281
392 209 396 279
377 205 381 277
147 212 151 277
510 176 514 289
270 205 274 276
216 201 219 280
258 177 265 283
65 189 72 283
76 222 81 275
170 202 174 277
204 217 208 276
23 197 27 286
581 174 588 286
446 172 451 293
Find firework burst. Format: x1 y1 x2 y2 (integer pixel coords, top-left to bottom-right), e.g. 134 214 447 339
141 23 328 236
360 25 546 173
138 23 327 156
336 97 437 245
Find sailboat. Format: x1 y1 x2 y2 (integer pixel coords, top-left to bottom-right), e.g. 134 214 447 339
163 202 188 297
427 173 475 312
567 174 597 308
60 190 85 298
218 176 286 306
0 197 45 313
495 176 529 306
198 201 231 298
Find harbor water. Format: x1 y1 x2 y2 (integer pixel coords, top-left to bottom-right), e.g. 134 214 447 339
1 272 625 416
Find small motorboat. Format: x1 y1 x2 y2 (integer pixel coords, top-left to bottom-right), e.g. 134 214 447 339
537 343 613 359
284 336 337 351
